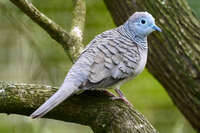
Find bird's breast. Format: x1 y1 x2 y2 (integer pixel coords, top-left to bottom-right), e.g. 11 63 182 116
134 48 148 76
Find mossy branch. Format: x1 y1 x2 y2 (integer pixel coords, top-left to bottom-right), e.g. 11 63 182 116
0 81 157 133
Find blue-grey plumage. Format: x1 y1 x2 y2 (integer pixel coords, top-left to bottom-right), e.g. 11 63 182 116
30 12 161 118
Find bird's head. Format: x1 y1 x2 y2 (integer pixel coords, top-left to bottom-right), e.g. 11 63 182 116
124 12 161 38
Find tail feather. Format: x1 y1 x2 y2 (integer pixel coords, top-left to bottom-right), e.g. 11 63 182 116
30 84 77 118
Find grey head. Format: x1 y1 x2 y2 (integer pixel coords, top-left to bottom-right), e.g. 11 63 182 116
123 12 161 42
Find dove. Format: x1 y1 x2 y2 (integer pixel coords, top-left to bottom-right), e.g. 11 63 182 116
30 11 161 118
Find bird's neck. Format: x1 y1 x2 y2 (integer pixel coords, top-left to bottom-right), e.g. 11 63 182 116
118 25 148 50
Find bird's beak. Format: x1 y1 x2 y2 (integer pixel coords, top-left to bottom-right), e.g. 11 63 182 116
152 24 162 32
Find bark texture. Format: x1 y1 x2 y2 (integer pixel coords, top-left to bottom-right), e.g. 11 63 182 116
0 81 157 133
69 0 86 61
104 0 200 131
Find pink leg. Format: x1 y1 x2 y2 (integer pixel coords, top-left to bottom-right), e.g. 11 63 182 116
113 88 133 107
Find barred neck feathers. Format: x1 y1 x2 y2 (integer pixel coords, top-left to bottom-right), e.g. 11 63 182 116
119 25 148 50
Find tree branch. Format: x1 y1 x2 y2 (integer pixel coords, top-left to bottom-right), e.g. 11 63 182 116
0 81 157 133
104 0 200 131
9 0 85 61
69 0 86 61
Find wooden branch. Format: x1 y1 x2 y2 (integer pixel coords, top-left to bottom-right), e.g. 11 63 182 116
104 0 200 131
0 81 157 133
69 0 86 61
9 0 85 61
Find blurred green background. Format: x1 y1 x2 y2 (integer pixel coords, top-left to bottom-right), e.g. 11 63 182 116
0 0 199 133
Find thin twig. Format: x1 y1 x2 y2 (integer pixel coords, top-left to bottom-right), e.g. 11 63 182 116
69 0 86 61
10 0 73 60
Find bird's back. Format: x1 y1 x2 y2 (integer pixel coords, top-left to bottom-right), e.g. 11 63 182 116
67 26 143 91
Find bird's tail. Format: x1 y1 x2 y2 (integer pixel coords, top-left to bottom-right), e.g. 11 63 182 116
30 82 78 118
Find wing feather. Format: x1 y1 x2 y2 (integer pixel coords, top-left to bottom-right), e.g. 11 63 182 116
79 28 141 90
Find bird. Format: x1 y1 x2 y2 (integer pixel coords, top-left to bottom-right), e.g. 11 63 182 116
30 11 161 118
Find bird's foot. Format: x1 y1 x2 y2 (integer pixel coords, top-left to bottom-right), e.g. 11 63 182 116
111 96 133 107
113 87 133 107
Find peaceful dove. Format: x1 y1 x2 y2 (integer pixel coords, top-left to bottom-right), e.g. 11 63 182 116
30 11 161 118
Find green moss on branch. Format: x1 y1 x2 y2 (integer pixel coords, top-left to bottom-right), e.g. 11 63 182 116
0 81 157 133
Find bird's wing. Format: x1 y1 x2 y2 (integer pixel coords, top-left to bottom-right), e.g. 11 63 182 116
81 32 140 89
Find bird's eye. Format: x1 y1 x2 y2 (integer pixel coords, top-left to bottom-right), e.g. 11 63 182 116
141 19 146 24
